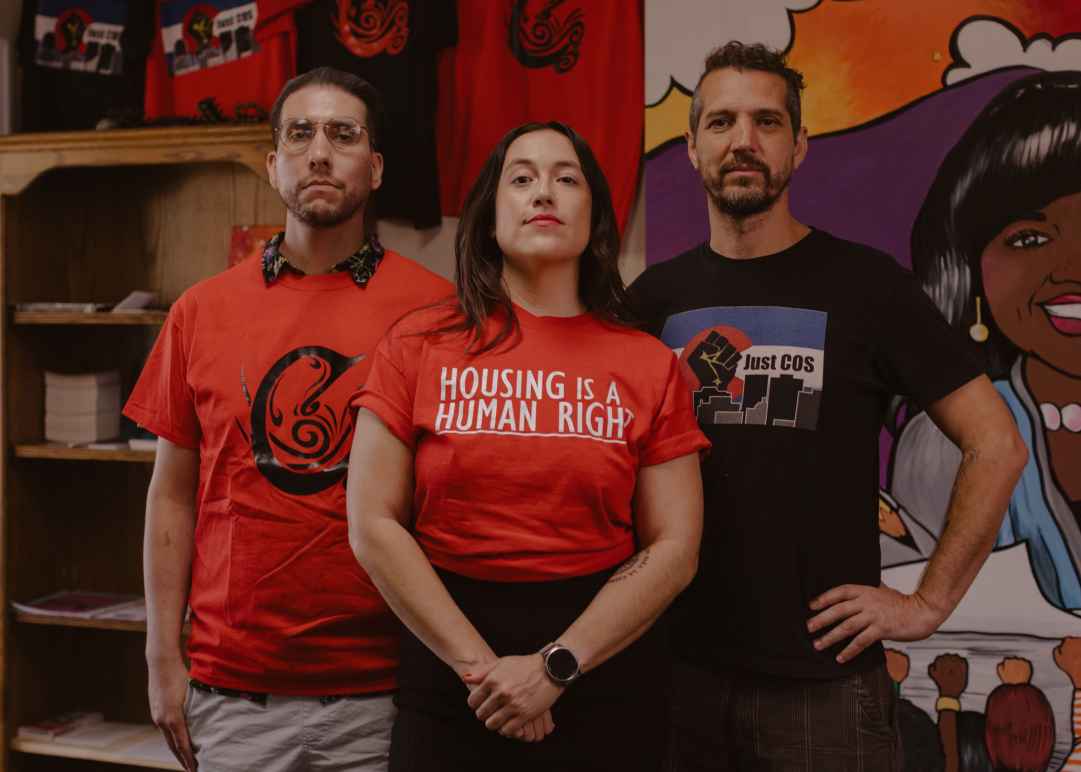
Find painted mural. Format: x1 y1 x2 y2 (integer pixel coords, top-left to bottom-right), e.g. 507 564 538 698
645 2 1081 769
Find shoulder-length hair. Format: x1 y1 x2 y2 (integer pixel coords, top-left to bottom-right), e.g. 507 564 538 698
436 121 635 354
910 70 1081 378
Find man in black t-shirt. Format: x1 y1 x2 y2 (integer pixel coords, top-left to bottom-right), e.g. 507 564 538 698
631 42 1028 771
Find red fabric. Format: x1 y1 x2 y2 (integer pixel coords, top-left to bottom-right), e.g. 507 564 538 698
356 305 708 582
145 0 307 120
125 253 452 695
436 0 643 232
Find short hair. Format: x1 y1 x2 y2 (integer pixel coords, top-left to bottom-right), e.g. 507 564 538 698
269 67 386 151
438 121 632 354
689 41 805 137
910 70 1081 377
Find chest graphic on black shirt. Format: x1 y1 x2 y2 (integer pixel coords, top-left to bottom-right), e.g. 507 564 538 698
661 306 826 431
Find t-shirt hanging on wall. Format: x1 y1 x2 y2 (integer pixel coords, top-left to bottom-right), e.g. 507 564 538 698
296 0 457 228
18 0 155 131
145 0 311 121
437 0 643 232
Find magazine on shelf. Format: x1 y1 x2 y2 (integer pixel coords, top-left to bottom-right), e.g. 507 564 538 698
11 590 144 620
16 711 104 740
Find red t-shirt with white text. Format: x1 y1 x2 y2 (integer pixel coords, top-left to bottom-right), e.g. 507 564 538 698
356 305 709 582
125 252 452 695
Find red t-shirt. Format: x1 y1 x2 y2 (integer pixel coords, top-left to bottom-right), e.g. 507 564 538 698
145 0 307 120
124 251 452 695
436 0 644 232
356 305 709 582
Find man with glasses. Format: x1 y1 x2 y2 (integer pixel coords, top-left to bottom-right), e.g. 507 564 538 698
126 67 450 772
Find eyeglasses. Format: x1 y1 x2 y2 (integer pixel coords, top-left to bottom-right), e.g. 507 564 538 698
275 118 371 152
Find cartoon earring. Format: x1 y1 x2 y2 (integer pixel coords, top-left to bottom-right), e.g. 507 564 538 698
969 296 989 343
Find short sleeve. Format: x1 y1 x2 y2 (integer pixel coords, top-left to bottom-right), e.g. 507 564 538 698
638 353 711 467
123 303 200 449
872 260 984 410
353 325 422 450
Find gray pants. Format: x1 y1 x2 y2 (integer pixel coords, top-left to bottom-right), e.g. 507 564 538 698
186 683 395 772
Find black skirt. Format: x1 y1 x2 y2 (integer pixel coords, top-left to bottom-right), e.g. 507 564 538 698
390 566 671 772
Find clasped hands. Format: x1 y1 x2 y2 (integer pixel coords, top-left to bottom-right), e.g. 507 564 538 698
462 654 563 743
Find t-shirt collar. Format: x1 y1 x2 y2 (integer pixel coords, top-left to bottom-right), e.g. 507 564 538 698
261 231 385 288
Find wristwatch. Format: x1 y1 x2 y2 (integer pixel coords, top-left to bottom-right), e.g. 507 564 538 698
540 642 581 687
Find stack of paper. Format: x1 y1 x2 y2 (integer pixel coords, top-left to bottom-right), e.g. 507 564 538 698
44 371 120 444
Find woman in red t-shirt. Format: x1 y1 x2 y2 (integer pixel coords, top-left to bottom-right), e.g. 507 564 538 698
347 122 708 771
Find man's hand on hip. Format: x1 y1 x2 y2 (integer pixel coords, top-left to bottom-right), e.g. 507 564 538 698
807 584 946 664
148 655 197 771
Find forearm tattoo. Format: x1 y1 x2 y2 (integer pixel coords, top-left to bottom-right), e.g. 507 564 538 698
608 548 652 584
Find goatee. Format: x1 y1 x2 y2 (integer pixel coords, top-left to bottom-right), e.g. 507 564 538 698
703 151 791 218
285 185 366 228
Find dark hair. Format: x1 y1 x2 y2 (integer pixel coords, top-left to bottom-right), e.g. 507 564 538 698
269 66 386 152
689 41 805 137
957 710 993 772
910 70 1081 377
434 121 633 354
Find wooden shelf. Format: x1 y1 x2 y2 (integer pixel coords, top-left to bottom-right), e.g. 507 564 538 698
14 444 155 463
0 123 272 194
14 310 168 326
13 728 182 770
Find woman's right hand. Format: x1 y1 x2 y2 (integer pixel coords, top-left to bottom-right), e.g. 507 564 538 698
147 654 197 771
463 657 559 742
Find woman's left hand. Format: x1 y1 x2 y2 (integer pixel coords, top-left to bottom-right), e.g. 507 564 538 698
464 654 563 737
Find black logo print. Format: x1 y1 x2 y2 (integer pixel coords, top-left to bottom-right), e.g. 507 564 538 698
508 0 584 74
249 346 365 496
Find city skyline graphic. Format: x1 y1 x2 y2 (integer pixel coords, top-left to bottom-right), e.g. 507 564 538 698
660 306 828 431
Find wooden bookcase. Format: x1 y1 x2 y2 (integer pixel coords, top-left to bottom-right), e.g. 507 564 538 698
0 125 283 771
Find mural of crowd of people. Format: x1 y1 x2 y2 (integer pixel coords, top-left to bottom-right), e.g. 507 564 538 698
645 1 1081 769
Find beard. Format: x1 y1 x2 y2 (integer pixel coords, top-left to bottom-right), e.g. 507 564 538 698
702 151 792 218
283 180 367 228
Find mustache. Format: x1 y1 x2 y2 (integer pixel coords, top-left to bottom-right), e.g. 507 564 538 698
719 152 770 176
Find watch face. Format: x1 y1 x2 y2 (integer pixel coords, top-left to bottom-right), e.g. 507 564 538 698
547 647 578 681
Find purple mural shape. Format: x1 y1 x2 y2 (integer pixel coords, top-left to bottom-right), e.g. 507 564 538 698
645 67 1037 269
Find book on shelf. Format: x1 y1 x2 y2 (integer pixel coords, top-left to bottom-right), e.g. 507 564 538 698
16 711 104 740
110 290 158 313
11 590 144 620
229 224 282 267
15 302 112 313
51 721 150 749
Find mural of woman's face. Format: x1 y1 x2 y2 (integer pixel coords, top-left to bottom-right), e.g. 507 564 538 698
981 191 1081 379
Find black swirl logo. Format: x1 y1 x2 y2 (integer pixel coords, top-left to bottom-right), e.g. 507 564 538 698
249 346 365 496
508 0 585 74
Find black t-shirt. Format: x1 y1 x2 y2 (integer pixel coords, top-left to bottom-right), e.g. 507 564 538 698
295 0 457 228
630 229 983 680
18 0 155 131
